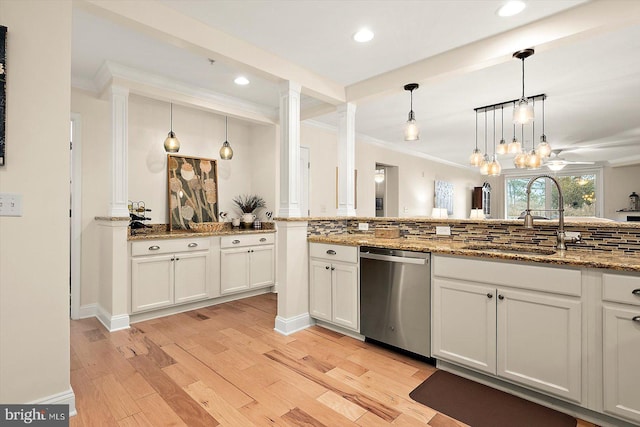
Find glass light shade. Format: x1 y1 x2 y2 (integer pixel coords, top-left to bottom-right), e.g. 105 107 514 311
404 118 419 141
479 155 490 175
496 139 508 155
546 160 566 171
526 150 542 169
514 151 527 168
513 98 534 125
374 170 385 183
469 148 484 167
163 131 180 153
488 157 502 176
537 135 551 158
219 141 233 160
507 137 522 154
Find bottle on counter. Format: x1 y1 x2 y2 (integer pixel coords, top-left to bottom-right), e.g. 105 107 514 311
630 192 639 211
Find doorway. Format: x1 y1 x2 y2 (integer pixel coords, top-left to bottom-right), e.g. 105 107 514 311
375 163 399 217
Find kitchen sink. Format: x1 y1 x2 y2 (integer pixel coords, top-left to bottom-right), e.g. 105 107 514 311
462 244 557 256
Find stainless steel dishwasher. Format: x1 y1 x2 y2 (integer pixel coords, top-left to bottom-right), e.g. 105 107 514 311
360 246 431 358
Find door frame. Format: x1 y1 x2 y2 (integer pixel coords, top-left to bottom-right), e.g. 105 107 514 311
70 113 82 319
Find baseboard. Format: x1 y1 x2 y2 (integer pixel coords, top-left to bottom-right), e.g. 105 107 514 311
96 305 130 332
274 312 314 336
29 387 76 417
78 303 97 319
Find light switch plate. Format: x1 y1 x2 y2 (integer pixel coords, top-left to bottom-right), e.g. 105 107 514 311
436 226 451 236
358 223 369 231
0 193 23 217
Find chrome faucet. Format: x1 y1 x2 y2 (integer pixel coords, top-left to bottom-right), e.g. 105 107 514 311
523 174 580 251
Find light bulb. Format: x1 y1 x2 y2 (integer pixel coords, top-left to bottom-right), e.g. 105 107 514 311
513 98 534 125
469 148 484 167
508 137 522 154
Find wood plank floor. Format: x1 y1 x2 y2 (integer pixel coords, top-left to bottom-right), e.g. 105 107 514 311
70 293 597 427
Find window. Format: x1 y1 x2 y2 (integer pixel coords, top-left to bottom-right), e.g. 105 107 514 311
505 170 600 219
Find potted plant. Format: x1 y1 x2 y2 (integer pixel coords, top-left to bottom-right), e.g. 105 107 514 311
232 194 266 227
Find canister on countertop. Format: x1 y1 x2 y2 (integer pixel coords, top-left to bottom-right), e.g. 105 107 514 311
630 192 639 211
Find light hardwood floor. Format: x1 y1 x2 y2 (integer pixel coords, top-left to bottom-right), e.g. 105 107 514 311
70 293 596 427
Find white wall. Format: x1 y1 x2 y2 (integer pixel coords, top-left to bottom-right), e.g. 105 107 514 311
603 164 640 219
301 123 484 218
0 0 73 404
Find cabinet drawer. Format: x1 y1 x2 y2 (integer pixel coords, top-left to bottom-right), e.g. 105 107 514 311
131 237 210 256
221 233 274 248
309 242 357 264
603 273 640 306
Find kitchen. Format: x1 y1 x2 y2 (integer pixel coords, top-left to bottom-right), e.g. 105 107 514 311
1 1 640 426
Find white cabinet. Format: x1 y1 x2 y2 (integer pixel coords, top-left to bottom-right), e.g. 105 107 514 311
602 273 640 424
130 237 212 313
220 234 275 295
309 243 359 331
432 255 582 403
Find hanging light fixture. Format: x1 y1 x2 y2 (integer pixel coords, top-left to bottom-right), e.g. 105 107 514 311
488 109 501 176
219 116 233 160
496 105 508 155
479 112 490 176
507 102 522 154
374 169 385 183
513 48 535 125
403 83 420 141
537 96 551 158
163 103 181 153
526 111 541 169
469 111 484 166
514 124 527 168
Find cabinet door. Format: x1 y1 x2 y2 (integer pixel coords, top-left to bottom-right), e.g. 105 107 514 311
432 278 496 374
220 248 251 295
497 288 582 403
250 245 274 288
131 255 174 313
332 262 359 331
174 251 209 304
603 305 640 424
309 259 332 321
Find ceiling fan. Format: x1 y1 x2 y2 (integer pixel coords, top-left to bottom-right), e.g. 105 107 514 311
544 149 595 171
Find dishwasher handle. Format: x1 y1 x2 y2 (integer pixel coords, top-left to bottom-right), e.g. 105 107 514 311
360 252 426 265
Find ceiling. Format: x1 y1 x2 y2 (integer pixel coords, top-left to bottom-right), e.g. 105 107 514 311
71 0 640 170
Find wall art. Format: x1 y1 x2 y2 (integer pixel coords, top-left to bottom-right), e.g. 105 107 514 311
167 155 219 230
0 26 6 166
435 180 454 215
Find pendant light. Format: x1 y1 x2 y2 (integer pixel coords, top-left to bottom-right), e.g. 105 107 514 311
374 169 385 183
507 102 522 154
513 124 527 168
403 83 420 141
488 109 501 176
479 112 490 176
219 116 233 160
496 106 507 155
163 103 181 153
537 96 551 158
513 49 535 125
469 111 484 166
526 109 541 169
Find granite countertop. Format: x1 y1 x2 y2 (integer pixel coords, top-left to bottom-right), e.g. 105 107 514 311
308 234 640 272
128 225 276 241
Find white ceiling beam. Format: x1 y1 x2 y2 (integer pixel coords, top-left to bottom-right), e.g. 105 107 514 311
346 0 640 104
76 0 346 106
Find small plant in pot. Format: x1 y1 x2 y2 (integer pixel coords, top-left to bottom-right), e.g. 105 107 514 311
232 194 266 228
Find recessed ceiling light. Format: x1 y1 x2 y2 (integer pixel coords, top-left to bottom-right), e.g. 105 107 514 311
234 76 250 86
497 1 526 17
353 28 374 43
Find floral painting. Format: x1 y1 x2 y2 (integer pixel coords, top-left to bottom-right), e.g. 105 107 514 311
167 155 219 230
435 180 454 216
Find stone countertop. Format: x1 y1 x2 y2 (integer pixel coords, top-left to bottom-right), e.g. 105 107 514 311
308 234 640 273
128 226 276 241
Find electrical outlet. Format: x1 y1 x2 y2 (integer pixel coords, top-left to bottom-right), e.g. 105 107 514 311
358 223 369 231
0 193 23 217
566 231 581 239
436 226 451 236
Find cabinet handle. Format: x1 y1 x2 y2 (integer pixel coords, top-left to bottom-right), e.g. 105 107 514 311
633 316 640 323
331 267 335 271
175 257 180 261
632 289 640 296
251 249 254 253
188 242 198 248
326 250 337 255
232 239 240 244
260 237 267 242
487 293 493 299
325 266 330 270
498 294 505 300
149 245 160 251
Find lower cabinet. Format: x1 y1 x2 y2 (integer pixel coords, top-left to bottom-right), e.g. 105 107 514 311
220 234 275 295
432 255 582 403
309 243 359 331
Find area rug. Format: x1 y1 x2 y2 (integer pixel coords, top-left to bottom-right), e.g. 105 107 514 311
409 370 576 427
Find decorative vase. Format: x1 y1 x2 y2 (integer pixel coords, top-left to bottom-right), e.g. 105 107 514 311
241 213 256 228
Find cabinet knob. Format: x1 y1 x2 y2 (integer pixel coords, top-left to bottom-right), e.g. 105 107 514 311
188 242 198 248
632 316 640 323
487 293 493 299
232 239 240 244
325 266 330 270
175 257 180 261
149 245 160 251
331 267 335 271
326 250 337 255
632 289 640 296
498 294 505 300
260 237 267 242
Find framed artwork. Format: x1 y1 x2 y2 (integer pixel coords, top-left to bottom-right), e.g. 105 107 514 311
1 26 6 166
435 180 454 215
167 155 219 230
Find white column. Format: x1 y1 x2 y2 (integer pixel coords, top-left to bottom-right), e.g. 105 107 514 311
337 103 357 216
278 81 302 218
109 85 129 217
